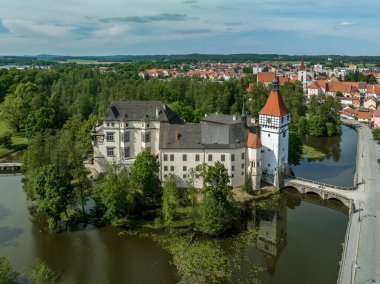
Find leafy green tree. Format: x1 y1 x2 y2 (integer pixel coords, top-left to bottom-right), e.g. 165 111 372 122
25 107 59 138
0 256 19 284
194 162 237 235
30 259 57 284
196 195 225 236
97 166 136 225
131 151 161 203
169 101 194 122
33 164 73 230
162 174 179 226
372 128 380 141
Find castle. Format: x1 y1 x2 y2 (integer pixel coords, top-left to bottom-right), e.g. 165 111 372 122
91 78 290 189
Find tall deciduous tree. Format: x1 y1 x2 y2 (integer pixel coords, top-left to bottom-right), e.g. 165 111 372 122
0 256 19 284
162 174 179 226
131 151 161 203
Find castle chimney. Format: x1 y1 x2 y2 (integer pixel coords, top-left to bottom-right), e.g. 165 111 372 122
155 107 160 119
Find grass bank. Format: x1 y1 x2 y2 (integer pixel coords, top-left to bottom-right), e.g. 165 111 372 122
0 122 28 160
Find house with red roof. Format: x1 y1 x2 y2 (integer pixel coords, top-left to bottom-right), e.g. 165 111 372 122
373 109 380 128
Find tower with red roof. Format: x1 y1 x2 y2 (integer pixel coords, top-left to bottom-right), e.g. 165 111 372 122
259 77 290 188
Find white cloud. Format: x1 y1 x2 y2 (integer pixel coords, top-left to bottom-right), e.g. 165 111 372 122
340 21 359 26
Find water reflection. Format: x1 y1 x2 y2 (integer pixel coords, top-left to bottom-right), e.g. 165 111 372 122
248 196 287 274
302 133 342 162
293 125 357 187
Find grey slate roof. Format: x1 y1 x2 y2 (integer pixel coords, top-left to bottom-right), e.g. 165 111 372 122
160 116 255 150
104 101 184 124
202 113 243 125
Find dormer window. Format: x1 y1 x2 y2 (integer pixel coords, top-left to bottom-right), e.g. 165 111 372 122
111 122 115 127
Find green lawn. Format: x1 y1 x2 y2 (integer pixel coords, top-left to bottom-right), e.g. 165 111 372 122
0 122 28 160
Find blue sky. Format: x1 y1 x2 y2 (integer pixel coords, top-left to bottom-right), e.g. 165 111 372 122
0 0 379 56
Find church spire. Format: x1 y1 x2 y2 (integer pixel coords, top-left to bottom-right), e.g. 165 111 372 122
299 57 306 71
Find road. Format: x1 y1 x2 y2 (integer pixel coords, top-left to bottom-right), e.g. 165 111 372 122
339 121 380 283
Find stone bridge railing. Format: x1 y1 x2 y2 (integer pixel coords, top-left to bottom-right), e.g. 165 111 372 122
287 176 357 191
284 178 355 212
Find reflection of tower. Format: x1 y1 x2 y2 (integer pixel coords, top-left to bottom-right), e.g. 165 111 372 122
250 196 288 274
259 78 290 188
298 57 307 93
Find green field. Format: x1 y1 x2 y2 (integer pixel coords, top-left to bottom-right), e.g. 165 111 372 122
58 59 118 65
0 122 28 160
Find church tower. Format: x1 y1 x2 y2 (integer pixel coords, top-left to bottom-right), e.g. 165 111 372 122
247 131 262 190
259 78 290 188
298 57 307 93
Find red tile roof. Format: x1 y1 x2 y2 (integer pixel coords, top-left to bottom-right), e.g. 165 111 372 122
247 132 262 149
358 111 373 120
257 72 276 83
373 109 380 117
259 80 289 116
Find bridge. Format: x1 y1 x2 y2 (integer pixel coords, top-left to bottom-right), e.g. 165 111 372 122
0 162 22 171
284 176 356 212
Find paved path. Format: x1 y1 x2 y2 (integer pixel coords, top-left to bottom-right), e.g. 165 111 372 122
339 121 380 283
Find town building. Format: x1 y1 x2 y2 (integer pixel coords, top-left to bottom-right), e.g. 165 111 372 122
91 78 290 189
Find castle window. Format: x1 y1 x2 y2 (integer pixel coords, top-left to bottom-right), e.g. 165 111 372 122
231 166 235 171
183 154 187 161
146 123 150 128
231 174 234 178
106 147 115 157
268 134 270 137
106 122 110 127
183 174 187 178
241 163 245 169
281 117 284 123
164 166 168 171
141 132 151 142
208 154 212 162
241 152 245 159
106 132 114 142
283 131 286 138
170 166 174 171
231 154 235 162
195 154 200 162
183 166 187 171
267 118 272 124
164 154 168 161
241 172 244 176
124 147 130 158
170 154 174 161
221 154 225 161
268 163 270 167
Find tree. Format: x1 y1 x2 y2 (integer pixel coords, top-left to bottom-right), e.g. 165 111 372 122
0 256 19 284
30 259 57 284
25 107 59 138
372 128 380 141
33 164 73 230
196 195 225 236
194 162 237 235
97 166 136 225
162 174 179 226
130 151 161 203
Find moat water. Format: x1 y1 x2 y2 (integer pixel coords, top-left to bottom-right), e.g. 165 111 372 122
0 126 356 283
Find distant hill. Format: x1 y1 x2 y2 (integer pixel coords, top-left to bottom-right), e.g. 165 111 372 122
1 54 380 67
